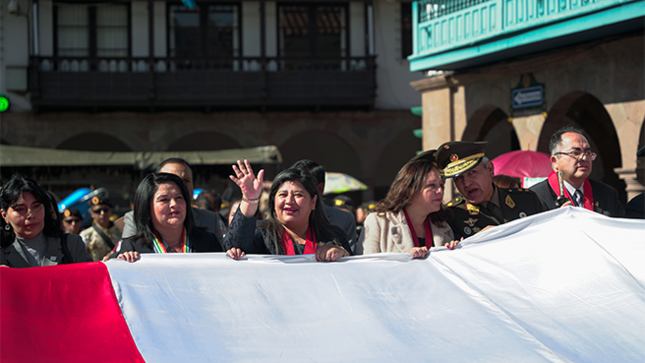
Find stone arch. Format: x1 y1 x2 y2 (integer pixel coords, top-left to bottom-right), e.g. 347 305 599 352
57 133 131 151
462 105 520 160
166 132 242 151
538 91 625 203
373 131 422 200
279 130 362 179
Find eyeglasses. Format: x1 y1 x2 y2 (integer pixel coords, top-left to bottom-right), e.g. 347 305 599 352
555 150 597 161
91 208 111 214
64 219 82 224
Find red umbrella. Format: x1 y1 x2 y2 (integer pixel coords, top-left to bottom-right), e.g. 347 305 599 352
491 150 552 178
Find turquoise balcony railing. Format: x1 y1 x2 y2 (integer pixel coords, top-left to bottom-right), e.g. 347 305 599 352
409 0 644 72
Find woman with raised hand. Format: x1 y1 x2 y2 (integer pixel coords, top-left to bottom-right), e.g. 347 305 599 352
357 159 458 259
225 160 351 262
110 172 237 262
1 173 91 267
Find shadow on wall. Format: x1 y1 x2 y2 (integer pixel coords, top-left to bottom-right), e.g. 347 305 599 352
57 132 132 151
373 131 422 201
166 132 242 151
462 105 520 160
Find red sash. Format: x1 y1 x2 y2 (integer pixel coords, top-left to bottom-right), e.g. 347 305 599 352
280 227 317 255
403 209 434 248
547 171 594 211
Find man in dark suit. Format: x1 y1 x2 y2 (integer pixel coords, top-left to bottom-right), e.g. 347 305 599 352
436 141 543 240
530 126 624 217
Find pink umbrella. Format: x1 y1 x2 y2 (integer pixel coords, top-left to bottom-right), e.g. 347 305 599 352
491 150 552 178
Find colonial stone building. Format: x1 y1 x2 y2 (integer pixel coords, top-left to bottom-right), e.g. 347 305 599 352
1 0 426 204
408 0 644 205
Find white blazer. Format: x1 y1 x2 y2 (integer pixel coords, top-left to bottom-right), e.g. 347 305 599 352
357 210 454 255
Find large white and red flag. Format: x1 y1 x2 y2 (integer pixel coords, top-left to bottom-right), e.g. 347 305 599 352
2 207 644 362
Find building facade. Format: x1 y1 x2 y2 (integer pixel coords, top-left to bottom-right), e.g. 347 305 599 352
1 0 427 202
408 0 644 204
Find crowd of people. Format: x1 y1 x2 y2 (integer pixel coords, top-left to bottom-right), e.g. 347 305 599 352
1 125 642 268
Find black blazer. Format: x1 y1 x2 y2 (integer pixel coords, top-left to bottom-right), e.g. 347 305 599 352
624 193 644 219
530 178 624 217
224 209 352 255
113 227 224 257
1 233 92 268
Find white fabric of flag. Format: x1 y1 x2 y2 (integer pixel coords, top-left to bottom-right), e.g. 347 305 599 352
106 207 645 362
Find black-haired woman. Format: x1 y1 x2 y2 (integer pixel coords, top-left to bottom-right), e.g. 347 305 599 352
1 173 91 267
224 160 351 262
111 173 231 262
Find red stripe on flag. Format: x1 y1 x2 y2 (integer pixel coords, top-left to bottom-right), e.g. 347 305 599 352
0 262 145 363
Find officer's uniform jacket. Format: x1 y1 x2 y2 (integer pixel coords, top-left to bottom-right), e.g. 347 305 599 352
447 185 543 240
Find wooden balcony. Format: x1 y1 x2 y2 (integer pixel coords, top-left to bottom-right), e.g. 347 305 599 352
409 0 644 71
29 56 377 111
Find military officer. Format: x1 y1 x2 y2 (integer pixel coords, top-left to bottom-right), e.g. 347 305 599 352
435 141 543 240
80 196 122 261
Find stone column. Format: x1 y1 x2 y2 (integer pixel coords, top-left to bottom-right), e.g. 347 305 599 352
410 74 467 201
615 168 644 202
605 100 645 201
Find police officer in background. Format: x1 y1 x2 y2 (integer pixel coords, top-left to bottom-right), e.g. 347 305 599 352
62 207 84 235
435 141 543 240
80 196 122 261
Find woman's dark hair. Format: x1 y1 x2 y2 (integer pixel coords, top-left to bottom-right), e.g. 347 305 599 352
46 191 63 228
263 167 346 254
375 160 452 226
133 172 195 248
1 173 62 246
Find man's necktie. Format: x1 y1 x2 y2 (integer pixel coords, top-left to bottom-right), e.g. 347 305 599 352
573 189 583 207
486 202 503 221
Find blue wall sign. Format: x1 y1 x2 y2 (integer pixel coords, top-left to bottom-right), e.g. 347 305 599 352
511 86 543 109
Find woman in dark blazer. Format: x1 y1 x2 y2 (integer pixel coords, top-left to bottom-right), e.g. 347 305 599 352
111 172 235 262
225 160 351 262
1 173 92 267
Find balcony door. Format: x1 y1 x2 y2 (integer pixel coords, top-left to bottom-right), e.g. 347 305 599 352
168 3 240 69
54 3 129 71
278 3 347 70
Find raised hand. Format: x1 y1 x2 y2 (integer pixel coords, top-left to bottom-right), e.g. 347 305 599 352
229 159 264 200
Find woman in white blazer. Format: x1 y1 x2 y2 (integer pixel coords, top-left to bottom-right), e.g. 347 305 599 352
357 158 457 258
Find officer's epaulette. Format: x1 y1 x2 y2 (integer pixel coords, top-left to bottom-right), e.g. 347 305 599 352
505 188 532 193
446 195 465 207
